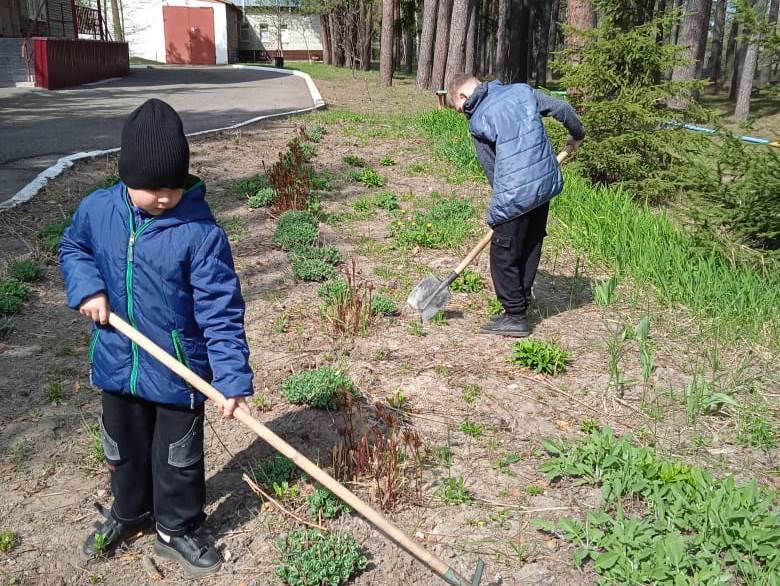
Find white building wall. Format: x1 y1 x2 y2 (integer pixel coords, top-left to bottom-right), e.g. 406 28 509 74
244 13 322 52
121 0 228 65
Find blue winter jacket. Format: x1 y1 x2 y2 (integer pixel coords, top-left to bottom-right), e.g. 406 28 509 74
464 81 566 226
59 178 254 407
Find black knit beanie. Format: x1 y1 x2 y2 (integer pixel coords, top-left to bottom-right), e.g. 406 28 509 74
119 99 190 189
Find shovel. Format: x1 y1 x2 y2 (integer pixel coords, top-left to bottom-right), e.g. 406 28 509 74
106 312 485 586
407 150 569 321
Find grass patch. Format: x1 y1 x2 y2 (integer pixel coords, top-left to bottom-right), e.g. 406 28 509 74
380 156 396 166
281 366 359 408
343 154 367 167
38 217 71 253
304 124 325 143
275 529 367 586
536 427 780 584
82 418 104 467
508 339 570 375
391 195 476 249
252 454 296 488
417 109 486 183
46 380 65 405
221 216 247 242
0 279 30 317
8 259 43 283
352 190 399 213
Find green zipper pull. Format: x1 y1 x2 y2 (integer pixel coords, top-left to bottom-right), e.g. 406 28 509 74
128 232 136 262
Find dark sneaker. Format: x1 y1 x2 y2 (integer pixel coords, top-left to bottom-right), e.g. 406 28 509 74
480 313 530 337
154 532 222 578
80 503 149 561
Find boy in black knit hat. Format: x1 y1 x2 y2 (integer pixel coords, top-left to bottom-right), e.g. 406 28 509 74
60 98 253 577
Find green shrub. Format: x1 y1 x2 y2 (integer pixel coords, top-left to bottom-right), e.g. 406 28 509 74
8 259 43 283
353 191 399 214
346 168 385 188
487 298 503 316
451 269 483 293
289 244 341 266
391 196 475 249
273 211 318 251
232 173 271 197
0 279 30 317
38 218 71 253
0 531 17 553
307 485 349 520
304 124 325 143
291 257 337 281
343 154 367 168
439 476 471 505
275 529 367 586
281 366 359 408
371 294 397 316
459 419 483 438
308 169 335 191
509 339 570 375
317 278 349 305
248 187 277 208
299 141 316 162
252 454 296 488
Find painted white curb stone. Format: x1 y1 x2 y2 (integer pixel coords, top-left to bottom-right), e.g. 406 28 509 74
1 65 326 211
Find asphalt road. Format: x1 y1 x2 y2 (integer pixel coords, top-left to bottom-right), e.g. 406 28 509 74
0 66 315 206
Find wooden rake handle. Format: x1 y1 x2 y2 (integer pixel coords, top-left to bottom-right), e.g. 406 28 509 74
107 313 481 586
454 150 570 275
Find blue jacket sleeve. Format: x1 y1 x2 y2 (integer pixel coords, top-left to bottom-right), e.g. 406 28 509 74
191 226 254 399
59 202 107 310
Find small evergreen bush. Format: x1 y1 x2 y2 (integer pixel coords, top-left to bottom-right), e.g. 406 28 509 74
0 278 30 317
273 211 318 251
291 257 337 281
8 260 43 283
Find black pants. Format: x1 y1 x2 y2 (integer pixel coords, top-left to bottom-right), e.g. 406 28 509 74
100 391 206 536
489 202 550 316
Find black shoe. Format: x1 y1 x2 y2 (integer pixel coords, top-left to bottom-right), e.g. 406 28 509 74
480 313 530 337
154 532 222 578
80 503 149 561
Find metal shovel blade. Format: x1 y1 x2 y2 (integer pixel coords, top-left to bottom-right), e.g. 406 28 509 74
407 273 452 321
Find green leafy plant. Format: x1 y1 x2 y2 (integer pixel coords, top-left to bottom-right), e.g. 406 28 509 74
0 531 17 553
451 269 483 293
247 187 277 208
525 484 544 495
38 218 71 253
232 173 271 197
253 454 296 488
462 384 481 404
343 154 367 168
81 418 104 467
289 244 341 266
275 529 367 586
391 196 475 249
346 168 385 188
408 321 426 337
683 372 739 426
221 216 246 242
251 393 271 411
317 263 375 336
494 451 522 476
508 339 570 375
371 294 397 317
8 439 28 468
593 275 618 306
0 279 30 317
299 141 316 162
46 380 65 405
430 311 447 326
92 531 108 554
459 419 483 438
273 211 318 251
439 476 471 505
379 156 396 166
433 445 453 468
487 298 503 316
291 257 337 282
304 124 325 143
273 481 300 501
537 427 780 584
353 191 399 214
308 169 334 191
307 485 349 520
8 260 43 283
281 366 359 408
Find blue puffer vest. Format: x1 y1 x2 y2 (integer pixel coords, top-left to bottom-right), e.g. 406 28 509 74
465 81 563 226
59 179 253 407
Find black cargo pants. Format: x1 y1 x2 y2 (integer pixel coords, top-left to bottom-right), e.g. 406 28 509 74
100 390 206 536
489 202 550 316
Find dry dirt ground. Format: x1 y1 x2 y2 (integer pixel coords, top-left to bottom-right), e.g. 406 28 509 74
0 68 777 586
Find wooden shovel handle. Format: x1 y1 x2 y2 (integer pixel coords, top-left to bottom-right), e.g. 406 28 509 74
453 150 569 276
106 313 472 585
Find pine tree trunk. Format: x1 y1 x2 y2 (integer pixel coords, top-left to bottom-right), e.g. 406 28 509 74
380 0 395 85
394 0 401 71
359 0 373 70
759 0 778 84
506 0 530 83
321 15 332 65
431 0 453 89
565 0 594 66
495 0 510 80
655 0 667 44
403 1 415 74
416 0 438 89
548 0 560 59
669 0 710 109
694 0 713 82
707 0 727 87
445 0 471 88
344 1 355 69
535 0 551 84
465 0 479 74
730 28 746 100
735 35 760 120
331 9 346 66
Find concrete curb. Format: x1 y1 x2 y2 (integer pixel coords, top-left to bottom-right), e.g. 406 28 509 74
1 65 326 211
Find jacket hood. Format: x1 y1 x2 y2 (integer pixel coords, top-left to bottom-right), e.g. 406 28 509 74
463 81 493 119
120 176 214 230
